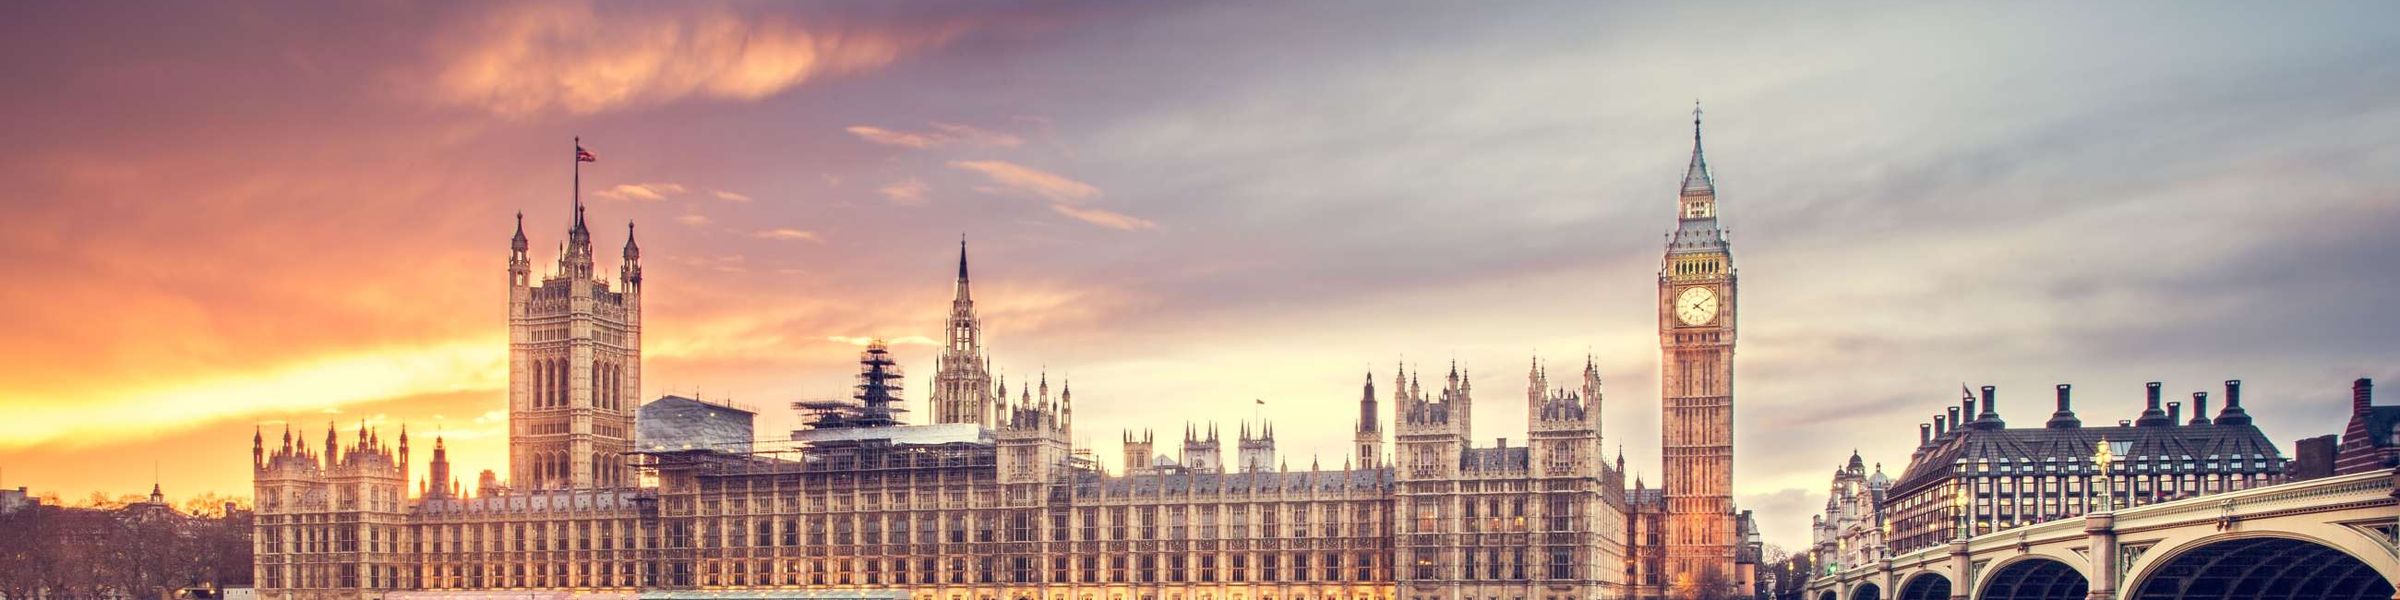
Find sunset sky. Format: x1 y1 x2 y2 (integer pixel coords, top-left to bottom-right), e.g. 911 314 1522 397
3 2 2396 550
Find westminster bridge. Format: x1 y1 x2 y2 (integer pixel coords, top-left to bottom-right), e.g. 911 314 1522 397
1807 469 2400 600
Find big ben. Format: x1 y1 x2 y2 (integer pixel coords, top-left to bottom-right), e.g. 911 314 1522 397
1660 104 1736 595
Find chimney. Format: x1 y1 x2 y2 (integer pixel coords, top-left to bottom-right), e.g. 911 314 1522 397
2046 384 2082 429
1919 423 1932 445
1934 415 1949 436
2216 380 2253 426
2356 378 2375 416
2167 401 2182 425
2136 381 2172 427
1975 386 2003 430
2189 392 2211 425
1946 407 1962 434
1960 397 1975 426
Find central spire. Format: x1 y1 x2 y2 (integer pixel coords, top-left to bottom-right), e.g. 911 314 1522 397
1682 101 1714 196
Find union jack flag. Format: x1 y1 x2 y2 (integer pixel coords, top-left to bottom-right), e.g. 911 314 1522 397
576 146 597 163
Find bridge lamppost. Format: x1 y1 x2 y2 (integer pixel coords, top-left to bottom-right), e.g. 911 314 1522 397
2093 438 2130 512
1952 486 1970 541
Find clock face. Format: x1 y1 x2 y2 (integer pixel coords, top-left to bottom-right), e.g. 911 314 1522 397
1675 286 1719 326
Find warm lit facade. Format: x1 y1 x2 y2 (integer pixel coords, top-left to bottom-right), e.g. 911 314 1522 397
252 123 1767 600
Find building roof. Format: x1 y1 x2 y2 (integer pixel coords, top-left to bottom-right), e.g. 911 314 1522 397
1890 421 2281 498
1462 446 1530 472
1084 468 1392 496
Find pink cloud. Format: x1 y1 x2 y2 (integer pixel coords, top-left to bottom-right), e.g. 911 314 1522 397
878 178 931 205
1050 204 1158 231
948 160 1100 203
846 123 1024 149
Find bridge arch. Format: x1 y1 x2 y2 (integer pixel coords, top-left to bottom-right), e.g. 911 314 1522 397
2127 533 2397 600
1816 591 1836 600
1894 572 1950 600
1977 556 2089 600
1847 582 1882 600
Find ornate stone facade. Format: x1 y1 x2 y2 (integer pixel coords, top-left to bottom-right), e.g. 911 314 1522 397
251 120 1764 600
508 196 642 491
1806 453 1887 579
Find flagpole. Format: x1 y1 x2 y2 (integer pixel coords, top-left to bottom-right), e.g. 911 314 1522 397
573 136 581 215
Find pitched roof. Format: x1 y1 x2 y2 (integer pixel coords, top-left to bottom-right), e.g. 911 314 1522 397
1890 421 2282 498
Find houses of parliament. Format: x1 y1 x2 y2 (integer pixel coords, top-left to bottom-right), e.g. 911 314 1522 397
249 113 1762 600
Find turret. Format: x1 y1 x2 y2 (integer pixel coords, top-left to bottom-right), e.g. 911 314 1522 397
509 212 531 286
1239 418 1277 473
621 221 642 288
252 426 264 468
1355 371 1381 470
426 435 453 500
1123 430 1155 475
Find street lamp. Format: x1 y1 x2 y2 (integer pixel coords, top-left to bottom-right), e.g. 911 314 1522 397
1952 485 1970 541
2093 438 2131 512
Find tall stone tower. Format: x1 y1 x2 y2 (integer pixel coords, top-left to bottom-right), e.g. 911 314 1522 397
1237 420 1277 473
1394 364 1471 481
1355 371 1382 470
1528 357 1604 479
508 191 641 490
930 239 997 427
1658 104 1738 593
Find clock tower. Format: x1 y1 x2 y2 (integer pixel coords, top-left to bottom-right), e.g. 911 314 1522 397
1659 104 1737 595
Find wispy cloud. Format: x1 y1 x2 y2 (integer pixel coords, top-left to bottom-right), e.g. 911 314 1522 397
951 160 1153 230
594 182 686 201
754 228 822 242
949 160 1099 203
712 190 753 203
847 123 1024 149
674 214 711 227
1050 204 1157 231
877 178 930 205
427 5 980 117
825 335 939 347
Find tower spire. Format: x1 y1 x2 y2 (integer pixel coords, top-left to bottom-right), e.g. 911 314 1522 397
1682 101 1714 195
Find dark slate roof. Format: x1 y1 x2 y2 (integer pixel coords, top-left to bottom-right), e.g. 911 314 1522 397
1890 421 2282 498
638 395 756 453
1461 447 1529 472
1084 468 1394 497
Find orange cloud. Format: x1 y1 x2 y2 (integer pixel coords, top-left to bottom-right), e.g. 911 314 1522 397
754 228 822 242
429 5 980 117
594 182 686 201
